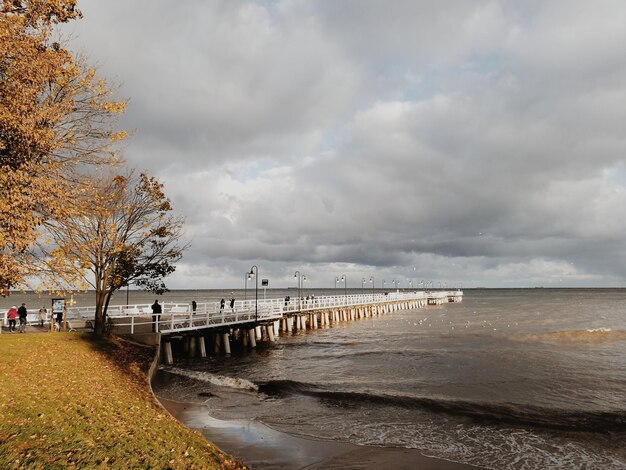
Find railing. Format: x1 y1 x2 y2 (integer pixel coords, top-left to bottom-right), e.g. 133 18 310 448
1 291 463 331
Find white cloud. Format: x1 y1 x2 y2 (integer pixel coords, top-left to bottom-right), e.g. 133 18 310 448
66 0 626 288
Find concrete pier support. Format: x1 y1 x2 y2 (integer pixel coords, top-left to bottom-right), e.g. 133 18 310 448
163 341 173 365
273 321 280 337
267 325 275 342
189 336 197 357
214 333 222 353
248 328 257 348
222 333 231 354
198 336 206 358
255 326 262 340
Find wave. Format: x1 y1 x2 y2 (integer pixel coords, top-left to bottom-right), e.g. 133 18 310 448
519 328 626 345
257 380 626 432
162 366 258 391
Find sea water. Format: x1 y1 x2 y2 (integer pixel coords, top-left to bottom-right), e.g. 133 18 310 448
6 288 626 468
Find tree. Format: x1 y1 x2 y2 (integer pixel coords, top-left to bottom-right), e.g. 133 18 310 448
0 0 126 296
44 171 186 336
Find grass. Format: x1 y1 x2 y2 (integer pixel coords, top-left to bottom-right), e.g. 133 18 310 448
0 332 245 469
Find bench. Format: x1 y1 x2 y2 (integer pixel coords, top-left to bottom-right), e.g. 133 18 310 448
123 308 141 315
169 306 189 313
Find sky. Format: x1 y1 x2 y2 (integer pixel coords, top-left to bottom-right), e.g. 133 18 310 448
67 0 626 289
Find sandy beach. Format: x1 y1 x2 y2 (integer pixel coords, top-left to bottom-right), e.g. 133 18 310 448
158 397 484 470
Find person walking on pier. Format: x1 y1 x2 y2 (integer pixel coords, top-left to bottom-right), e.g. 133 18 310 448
17 303 28 333
38 306 47 327
7 306 17 332
229 297 235 312
151 300 162 333
219 298 225 312
55 309 63 331
192 300 197 314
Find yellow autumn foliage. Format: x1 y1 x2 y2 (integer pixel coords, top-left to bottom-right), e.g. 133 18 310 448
0 0 128 296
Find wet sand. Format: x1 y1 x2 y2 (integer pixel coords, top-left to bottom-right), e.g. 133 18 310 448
158 397 484 470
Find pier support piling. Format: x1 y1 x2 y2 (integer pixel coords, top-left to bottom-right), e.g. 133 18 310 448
248 328 257 348
163 341 173 365
198 336 206 358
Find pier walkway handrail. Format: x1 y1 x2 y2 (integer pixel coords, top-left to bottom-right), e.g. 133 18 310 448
2 291 463 332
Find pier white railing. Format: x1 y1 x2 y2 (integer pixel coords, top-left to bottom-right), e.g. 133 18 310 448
2 290 463 333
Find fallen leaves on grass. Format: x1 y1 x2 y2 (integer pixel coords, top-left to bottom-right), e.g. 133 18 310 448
0 333 245 469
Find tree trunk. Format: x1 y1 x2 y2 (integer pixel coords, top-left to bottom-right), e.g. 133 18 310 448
93 277 107 336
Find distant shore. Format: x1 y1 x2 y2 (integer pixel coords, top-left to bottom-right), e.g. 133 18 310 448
156 394 484 469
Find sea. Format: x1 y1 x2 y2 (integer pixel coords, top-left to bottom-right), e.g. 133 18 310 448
6 288 626 468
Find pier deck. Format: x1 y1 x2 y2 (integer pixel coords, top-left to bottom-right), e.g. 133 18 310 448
57 290 463 335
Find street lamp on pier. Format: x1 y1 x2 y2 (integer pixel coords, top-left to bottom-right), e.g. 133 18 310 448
341 274 347 301
369 276 374 300
249 265 258 322
294 271 305 310
392 278 398 290
244 272 249 301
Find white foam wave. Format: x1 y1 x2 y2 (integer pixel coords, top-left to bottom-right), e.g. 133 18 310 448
586 328 612 333
163 367 258 391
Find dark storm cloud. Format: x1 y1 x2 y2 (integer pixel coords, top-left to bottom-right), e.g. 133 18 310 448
69 0 626 288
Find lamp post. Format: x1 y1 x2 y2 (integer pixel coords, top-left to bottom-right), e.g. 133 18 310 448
244 272 249 301
249 265 258 322
294 271 305 310
361 277 366 292
335 276 340 289
294 270 300 301
370 276 374 300
382 279 386 290
341 274 347 302
392 278 398 290
408 279 413 291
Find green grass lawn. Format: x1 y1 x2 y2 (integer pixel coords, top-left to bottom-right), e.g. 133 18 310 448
0 332 245 469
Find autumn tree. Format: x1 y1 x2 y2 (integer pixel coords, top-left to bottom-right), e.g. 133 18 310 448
43 171 186 336
0 0 126 296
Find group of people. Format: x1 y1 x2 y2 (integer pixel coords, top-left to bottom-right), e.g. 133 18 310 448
5 304 63 333
218 297 236 312
6 303 28 333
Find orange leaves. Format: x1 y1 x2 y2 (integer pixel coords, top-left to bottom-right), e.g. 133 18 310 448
1 2 128 296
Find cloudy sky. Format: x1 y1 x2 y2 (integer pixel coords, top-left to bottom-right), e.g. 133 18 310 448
68 0 626 289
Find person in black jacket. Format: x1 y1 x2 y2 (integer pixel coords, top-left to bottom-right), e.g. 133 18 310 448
151 300 162 332
17 303 27 333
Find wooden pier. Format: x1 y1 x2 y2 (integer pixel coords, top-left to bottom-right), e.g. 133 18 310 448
62 290 463 364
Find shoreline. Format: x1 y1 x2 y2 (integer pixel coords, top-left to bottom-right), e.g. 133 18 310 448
156 395 484 470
